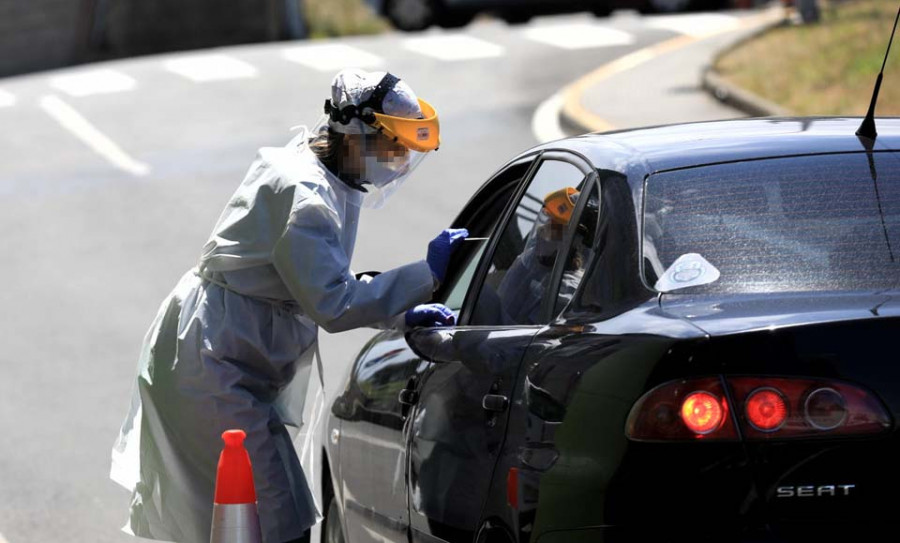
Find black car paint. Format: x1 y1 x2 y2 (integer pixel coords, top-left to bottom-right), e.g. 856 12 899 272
407 325 539 543
325 119 900 543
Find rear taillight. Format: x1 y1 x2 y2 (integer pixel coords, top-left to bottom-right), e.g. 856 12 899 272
805 387 846 430
626 377 739 441
681 392 725 434
627 376 892 442
728 377 891 440
745 388 788 432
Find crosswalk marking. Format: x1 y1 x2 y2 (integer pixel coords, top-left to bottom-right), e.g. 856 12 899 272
524 23 635 50
164 54 258 82
49 68 137 97
40 95 150 177
403 35 504 61
0 89 15 108
282 44 384 72
646 13 740 38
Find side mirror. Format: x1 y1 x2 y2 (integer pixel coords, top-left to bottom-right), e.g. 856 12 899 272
404 327 508 375
405 328 456 363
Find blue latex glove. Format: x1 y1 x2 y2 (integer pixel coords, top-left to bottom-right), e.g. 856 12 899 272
427 228 469 284
405 303 456 328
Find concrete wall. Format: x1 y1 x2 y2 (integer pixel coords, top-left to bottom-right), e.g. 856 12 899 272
0 0 294 78
104 0 285 56
0 0 88 77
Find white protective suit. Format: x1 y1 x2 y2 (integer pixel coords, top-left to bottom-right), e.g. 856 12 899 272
110 130 435 543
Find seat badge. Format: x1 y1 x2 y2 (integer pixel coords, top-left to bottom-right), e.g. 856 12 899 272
776 484 856 498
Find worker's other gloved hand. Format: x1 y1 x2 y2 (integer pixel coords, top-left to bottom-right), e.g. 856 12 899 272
405 304 456 328
427 228 469 284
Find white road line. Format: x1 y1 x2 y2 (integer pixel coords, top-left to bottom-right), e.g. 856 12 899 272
0 531 10 543
0 89 15 108
403 35 504 61
646 13 741 38
164 53 258 82
532 91 568 144
282 44 384 72
39 95 150 177
49 68 137 97
524 24 635 50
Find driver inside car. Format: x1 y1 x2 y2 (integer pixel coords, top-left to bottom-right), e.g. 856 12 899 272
494 187 584 324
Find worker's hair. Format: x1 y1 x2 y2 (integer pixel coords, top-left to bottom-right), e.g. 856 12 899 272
309 125 345 173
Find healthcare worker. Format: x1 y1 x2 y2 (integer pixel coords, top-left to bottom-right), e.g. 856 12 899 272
110 68 467 543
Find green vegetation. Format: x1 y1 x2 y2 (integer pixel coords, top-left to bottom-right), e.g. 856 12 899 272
305 0 391 38
716 0 900 115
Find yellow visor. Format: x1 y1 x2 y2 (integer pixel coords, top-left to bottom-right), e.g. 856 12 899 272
543 187 579 225
373 98 440 153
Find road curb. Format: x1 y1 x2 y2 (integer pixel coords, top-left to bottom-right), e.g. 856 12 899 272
559 34 695 135
559 7 788 134
701 18 793 117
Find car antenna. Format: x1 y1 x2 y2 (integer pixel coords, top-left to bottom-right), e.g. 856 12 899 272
856 1 900 140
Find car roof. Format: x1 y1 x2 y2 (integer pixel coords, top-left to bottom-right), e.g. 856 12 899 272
533 117 900 174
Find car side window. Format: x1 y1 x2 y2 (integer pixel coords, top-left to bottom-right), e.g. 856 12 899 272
437 162 531 312
443 241 489 311
551 183 600 317
470 159 589 326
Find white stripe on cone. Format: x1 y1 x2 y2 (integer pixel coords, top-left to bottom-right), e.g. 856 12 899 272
210 503 263 543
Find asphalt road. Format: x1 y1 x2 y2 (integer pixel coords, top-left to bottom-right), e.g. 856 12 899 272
0 10 748 543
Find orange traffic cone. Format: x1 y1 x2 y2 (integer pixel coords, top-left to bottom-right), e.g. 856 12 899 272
210 430 263 543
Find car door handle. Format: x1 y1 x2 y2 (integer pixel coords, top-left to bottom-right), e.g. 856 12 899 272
482 394 509 413
398 389 419 406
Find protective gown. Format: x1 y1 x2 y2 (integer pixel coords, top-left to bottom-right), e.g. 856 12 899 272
110 132 435 543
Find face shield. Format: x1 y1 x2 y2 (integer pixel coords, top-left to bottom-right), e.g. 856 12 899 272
310 114 429 209
353 131 429 209
321 71 440 209
528 211 567 266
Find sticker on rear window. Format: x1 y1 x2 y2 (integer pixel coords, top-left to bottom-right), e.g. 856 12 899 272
654 253 720 292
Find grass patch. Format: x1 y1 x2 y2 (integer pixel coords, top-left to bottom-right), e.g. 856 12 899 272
716 0 900 115
305 0 390 38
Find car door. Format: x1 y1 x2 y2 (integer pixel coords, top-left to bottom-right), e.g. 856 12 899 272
405 152 598 543
331 158 535 543
473 170 648 543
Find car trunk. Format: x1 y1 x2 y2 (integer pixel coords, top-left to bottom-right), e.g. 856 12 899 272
664 292 900 537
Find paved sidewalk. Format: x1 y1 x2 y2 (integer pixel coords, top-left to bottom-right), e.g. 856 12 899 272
561 6 786 132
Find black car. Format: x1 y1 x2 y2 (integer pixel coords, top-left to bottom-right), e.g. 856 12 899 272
320 118 900 543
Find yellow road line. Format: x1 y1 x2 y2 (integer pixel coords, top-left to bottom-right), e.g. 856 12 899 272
562 7 784 133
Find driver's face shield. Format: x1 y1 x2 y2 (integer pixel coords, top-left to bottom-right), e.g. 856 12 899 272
532 210 568 266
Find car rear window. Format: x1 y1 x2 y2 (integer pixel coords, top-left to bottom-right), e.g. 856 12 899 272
643 152 900 293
